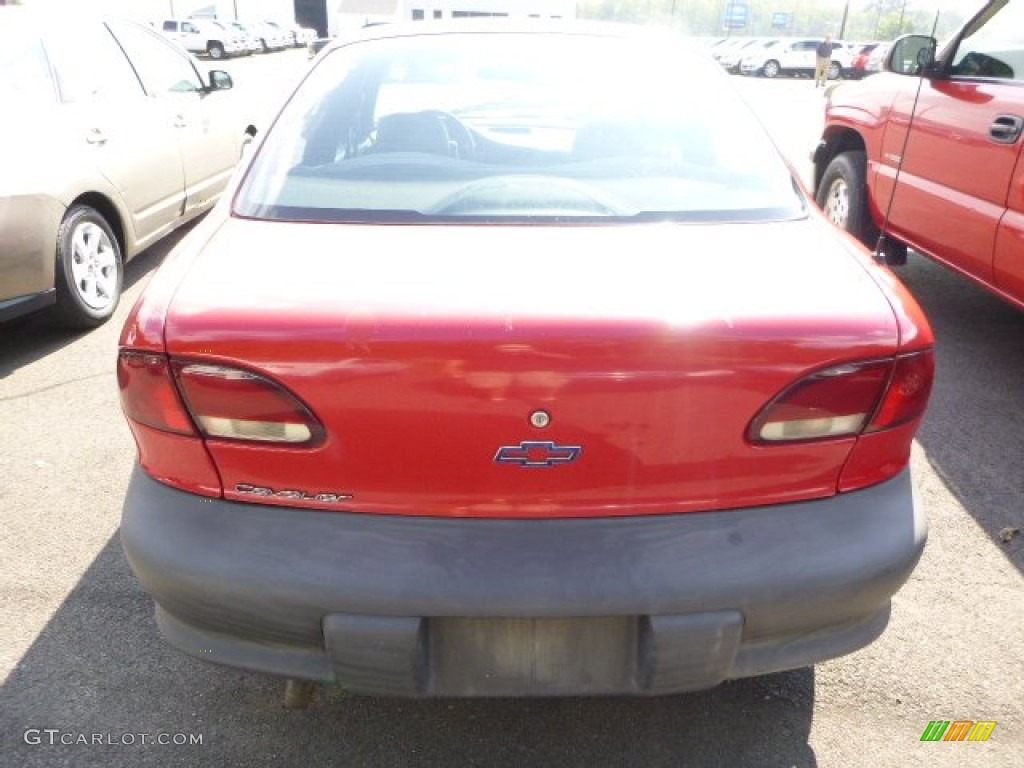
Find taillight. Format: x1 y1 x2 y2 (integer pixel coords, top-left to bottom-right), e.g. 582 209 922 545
118 351 219 496
749 351 933 444
117 352 195 434
118 351 325 495
864 351 934 432
172 362 324 446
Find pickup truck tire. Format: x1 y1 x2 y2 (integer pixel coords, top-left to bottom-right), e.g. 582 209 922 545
208 41 225 59
828 61 842 80
817 151 878 245
763 60 780 78
817 151 909 266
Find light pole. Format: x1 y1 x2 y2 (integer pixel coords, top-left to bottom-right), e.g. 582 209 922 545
839 0 850 39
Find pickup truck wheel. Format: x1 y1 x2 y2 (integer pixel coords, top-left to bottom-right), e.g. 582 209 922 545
816 151 879 248
828 61 842 79
208 42 225 59
53 205 123 328
763 60 780 78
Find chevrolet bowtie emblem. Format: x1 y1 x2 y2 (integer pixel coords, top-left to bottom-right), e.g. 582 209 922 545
494 441 582 467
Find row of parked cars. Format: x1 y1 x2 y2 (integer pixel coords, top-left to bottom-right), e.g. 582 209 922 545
157 17 316 59
705 36 890 80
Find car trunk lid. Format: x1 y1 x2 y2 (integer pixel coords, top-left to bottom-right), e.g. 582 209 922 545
162 216 900 517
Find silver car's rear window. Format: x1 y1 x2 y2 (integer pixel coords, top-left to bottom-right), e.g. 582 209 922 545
0 32 56 106
234 29 806 223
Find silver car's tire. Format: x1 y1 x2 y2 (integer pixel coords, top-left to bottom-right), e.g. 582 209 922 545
53 205 123 328
763 60 780 78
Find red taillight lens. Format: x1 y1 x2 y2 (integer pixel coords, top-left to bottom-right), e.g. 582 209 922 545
117 352 195 435
749 351 934 445
749 360 892 444
865 351 934 432
173 362 324 446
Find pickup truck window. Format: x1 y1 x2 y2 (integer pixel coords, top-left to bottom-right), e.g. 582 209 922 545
949 1 1024 81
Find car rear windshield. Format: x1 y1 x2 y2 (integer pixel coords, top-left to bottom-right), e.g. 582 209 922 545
234 30 806 224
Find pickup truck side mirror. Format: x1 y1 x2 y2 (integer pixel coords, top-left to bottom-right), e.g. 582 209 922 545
886 34 937 76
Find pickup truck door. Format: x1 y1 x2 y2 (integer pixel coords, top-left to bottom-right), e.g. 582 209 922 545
878 5 1024 288
880 79 1021 285
994 141 1024 300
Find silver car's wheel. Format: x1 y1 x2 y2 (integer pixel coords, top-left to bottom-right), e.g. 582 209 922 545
53 205 123 328
763 60 780 78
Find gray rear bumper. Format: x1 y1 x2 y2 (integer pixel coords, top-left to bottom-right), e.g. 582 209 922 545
121 466 926 696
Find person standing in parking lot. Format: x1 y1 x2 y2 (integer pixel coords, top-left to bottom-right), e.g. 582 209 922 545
815 35 832 87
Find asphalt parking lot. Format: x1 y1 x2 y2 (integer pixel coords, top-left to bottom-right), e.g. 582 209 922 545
1 51 1022 767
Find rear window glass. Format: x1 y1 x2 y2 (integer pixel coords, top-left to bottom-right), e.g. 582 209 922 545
0 34 56 105
235 30 805 224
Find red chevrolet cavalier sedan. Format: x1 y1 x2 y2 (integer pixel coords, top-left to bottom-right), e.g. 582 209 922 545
118 22 934 698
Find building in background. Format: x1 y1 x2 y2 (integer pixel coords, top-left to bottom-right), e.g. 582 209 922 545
329 1 576 38
3 1 575 38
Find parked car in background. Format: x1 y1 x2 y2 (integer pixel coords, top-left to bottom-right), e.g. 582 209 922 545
742 38 852 79
224 21 262 55
244 20 290 52
814 0 1024 308
286 23 318 47
159 17 247 59
262 19 295 47
847 42 883 79
264 20 317 48
0 7 251 327
119 21 934 700
865 42 892 74
719 37 772 73
738 38 785 76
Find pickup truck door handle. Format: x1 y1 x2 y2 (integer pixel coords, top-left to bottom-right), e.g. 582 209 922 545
990 115 1023 144
85 128 107 145
174 114 189 129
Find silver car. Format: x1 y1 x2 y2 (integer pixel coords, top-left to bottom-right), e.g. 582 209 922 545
0 9 251 327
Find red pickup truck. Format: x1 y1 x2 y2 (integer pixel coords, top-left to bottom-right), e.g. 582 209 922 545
813 0 1024 309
